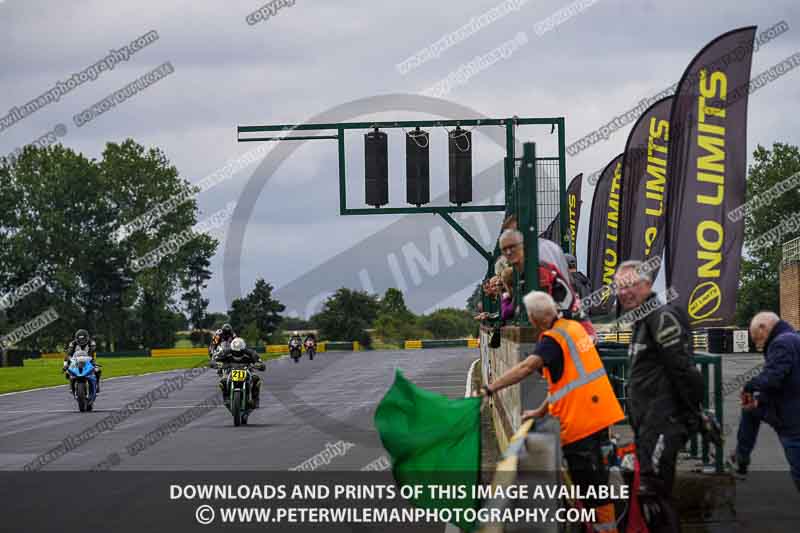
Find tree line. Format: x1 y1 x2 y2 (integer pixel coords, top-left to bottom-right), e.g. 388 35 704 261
217 285 477 349
0 140 476 352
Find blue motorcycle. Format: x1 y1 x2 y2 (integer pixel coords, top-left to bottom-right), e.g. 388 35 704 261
67 350 97 412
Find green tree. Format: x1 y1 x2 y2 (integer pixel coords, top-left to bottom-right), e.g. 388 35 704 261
421 308 476 338
282 316 312 331
102 140 216 348
189 329 213 347
228 279 285 344
374 288 424 344
466 283 482 314
736 143 800 325
0 145 117 350
0 140 219 350
239 321 261 347
380 288 412 317
248 279 285 341
311 288 379 347
180 241 215 330
205 312 230 330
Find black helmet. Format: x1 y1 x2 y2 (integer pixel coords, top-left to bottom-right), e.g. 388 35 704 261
221 323 233 336
75 329 89 347
565 254 578 269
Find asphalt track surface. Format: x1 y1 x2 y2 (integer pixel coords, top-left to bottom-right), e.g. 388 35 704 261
0 347 477 471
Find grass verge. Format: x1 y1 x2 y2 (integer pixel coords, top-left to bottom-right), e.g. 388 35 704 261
0 352 285 395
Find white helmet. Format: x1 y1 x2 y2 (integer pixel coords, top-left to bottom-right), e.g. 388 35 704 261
231 337 246 351
293 331 298 336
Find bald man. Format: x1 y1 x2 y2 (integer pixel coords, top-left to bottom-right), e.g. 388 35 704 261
731 311 800 490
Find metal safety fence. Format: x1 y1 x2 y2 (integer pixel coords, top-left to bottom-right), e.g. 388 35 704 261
599 347 724 473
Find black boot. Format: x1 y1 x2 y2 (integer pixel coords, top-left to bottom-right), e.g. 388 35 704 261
729 450 749 476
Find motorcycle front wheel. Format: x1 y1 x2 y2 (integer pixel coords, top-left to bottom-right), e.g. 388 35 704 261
232 390 243 426
76 381 87 412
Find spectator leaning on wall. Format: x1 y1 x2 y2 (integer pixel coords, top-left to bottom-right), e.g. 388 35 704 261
499 267 515 322
480 290 625 533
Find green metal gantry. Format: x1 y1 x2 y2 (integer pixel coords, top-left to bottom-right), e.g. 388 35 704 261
237 117 567 323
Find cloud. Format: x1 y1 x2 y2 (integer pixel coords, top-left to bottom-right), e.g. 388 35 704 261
2 0 799 311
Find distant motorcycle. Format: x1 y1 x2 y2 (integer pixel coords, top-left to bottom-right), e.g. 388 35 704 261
67 349 97 412
304 339 316 360
214 361 265 426
211 340 231 359
212 340 231 375
289 338 302 363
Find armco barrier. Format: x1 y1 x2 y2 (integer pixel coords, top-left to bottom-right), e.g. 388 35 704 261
151 347 206 357
595 329 712 352
97 350 150 358
420 339 469 348
266 345 289 354
27 338 475 361
267 343 328 354
325 341 355 351
595 331 632 344
1 350 27 367
43 350 151 359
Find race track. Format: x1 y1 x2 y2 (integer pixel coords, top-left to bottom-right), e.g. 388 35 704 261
0 348 477 471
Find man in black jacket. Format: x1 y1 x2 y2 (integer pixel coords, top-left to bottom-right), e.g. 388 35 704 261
731 312 800 490
615 260 705 532
214 337 263 408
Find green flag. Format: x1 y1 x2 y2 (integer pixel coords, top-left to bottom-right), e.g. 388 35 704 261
374 369 481 531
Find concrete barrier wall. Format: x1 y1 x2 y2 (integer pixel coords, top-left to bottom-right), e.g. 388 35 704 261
480 325 548 452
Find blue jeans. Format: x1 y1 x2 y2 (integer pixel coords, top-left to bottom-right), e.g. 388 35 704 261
736 406 800 490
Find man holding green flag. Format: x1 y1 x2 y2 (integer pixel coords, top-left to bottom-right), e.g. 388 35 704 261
481 290 625 533
375 369 481 531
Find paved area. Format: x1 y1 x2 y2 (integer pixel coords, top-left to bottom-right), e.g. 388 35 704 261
0 348 477 471
3 349 796 531
718 353 799 532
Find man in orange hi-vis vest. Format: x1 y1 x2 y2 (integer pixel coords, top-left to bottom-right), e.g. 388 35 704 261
481 290 625 533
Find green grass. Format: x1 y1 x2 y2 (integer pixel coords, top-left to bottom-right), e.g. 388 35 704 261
0 356 210 395
0 351 288 395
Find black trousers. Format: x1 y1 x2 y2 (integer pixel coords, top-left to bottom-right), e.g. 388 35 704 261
562 427 612 508
634 420 688 533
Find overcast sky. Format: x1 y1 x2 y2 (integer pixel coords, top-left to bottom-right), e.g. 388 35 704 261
2 0 798 317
